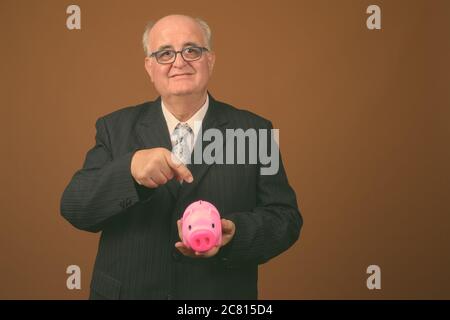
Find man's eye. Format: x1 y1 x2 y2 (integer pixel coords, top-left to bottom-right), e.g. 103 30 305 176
161 50 172 56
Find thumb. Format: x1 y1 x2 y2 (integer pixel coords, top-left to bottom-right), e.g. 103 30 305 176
221 219 235 233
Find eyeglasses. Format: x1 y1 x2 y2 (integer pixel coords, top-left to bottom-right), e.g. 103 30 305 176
149 46 209 64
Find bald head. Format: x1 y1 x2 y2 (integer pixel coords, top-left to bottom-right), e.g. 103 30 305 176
143 15 212 56
143 14 216 101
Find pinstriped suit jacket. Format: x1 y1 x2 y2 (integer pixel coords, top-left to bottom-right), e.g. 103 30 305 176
60 94 303 299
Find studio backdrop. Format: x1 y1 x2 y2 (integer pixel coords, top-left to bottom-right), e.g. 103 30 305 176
0 0 449 299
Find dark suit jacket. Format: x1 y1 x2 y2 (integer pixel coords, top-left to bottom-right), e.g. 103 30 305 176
60 94 303 300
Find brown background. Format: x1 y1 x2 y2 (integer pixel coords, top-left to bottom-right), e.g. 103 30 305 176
0 0 449 299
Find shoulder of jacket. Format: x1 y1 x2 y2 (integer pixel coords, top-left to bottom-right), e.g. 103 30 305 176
95 100 161 129
215 100 272 128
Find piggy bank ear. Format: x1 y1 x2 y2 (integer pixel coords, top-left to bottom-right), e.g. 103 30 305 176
208 208 214 228
209 207 215 220
183 208 193 220
208 207 218 219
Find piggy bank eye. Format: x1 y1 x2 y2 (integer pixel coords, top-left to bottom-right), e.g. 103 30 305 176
212 223 215 228
188 225 192 231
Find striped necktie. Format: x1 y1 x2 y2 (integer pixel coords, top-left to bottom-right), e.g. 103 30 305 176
171 123 194 165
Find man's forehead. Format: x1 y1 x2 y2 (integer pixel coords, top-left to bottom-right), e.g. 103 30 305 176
153 29 203 44
156 42 201 51
149 19 205 49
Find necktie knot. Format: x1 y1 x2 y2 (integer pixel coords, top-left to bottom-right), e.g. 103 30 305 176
173 123 193 137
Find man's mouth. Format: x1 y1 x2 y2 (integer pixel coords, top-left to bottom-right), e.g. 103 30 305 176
170 73 193 78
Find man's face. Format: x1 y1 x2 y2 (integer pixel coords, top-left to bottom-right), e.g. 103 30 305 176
144 16 215 98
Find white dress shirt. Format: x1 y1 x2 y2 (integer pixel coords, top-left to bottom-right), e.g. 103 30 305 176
161 95 209 148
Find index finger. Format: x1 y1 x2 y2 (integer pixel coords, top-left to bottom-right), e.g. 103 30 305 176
164 151 194 183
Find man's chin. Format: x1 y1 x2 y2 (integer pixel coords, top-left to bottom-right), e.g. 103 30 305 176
170 88 197 96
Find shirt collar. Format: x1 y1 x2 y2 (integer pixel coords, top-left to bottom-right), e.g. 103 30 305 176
161 95 209 136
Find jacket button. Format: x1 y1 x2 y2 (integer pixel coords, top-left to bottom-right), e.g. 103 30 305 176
119 198 132 209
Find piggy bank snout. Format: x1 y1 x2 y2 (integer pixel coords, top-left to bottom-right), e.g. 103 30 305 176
189 229 216 252
182 200 222 252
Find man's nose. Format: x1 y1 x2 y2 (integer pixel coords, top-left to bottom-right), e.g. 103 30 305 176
172 52 187 68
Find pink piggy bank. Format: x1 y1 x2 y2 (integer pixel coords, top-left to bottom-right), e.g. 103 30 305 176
181 200 222 253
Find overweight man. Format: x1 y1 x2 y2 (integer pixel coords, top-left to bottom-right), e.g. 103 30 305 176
60 14 303 300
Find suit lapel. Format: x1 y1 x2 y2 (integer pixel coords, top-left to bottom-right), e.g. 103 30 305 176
134 97 180 199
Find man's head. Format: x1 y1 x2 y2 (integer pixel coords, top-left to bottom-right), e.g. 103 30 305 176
143 15 215 99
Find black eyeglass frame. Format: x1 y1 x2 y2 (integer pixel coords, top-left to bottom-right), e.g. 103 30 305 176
149 46 209 64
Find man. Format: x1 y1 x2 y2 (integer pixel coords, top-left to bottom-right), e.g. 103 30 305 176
60 14 302 299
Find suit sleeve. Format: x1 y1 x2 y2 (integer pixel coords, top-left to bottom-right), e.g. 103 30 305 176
219 121 303 266
60 117 155 233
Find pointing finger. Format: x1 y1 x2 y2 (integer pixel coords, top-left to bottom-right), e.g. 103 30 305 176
165 152 194 183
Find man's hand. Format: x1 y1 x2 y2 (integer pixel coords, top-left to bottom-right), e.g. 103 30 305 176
131 147 193 188
175 219 236 258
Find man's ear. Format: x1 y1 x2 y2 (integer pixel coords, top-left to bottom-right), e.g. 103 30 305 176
207 51 216 76
144 57 154 83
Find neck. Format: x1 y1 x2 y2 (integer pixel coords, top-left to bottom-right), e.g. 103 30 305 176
162 92 207 122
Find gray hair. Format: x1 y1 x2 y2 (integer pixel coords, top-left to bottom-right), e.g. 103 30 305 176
142 17 212 57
